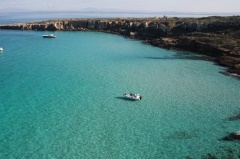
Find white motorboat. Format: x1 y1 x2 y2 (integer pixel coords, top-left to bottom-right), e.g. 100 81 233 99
0 47 3 51
42 34 56 38
123 93 142 100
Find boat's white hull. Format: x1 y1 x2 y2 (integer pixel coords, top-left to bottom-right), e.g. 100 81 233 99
123 94 142 100
42 34 56 38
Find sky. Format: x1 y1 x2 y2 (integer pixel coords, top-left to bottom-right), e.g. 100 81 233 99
0 0 240 13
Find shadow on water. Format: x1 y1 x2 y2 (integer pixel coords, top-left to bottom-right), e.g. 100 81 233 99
219 71 240 80
224 112 240 121
115 97 139 102
165 131 198 140
145 55 207 61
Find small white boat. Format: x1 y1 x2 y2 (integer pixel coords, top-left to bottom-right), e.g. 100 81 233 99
42 34 56 38
0 47 3 51
124 93 142 100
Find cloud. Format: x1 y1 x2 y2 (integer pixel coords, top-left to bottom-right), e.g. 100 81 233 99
9 1 17 5
1 0 27 7
48 3 54 7
2 0 18 5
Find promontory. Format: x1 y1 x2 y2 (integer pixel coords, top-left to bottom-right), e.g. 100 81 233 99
0 16 239 76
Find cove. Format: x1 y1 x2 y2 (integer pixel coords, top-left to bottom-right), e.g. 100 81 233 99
0 30 240 158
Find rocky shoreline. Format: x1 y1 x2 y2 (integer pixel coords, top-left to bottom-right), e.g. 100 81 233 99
0 16 240 76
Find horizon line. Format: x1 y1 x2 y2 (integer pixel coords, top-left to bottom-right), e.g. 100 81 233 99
1 10 240 14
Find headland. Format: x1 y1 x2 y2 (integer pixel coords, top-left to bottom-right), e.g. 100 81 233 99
0 16 239 76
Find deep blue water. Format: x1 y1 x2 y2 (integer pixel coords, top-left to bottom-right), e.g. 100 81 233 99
0 13 240 159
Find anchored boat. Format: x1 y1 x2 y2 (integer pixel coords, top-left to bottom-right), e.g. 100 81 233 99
123 93 142 100
42 34 56 38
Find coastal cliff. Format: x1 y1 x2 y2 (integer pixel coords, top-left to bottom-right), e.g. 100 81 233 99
1 16 240 76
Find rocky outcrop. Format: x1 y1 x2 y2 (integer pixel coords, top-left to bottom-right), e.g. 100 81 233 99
1 16 240 76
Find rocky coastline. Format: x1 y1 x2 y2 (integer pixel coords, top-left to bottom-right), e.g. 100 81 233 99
0 16 240 76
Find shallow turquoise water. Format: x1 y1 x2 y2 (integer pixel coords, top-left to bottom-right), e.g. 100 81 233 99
0 30 239 158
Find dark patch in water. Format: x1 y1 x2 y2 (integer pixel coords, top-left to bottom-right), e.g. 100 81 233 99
115 97 138 102
221 132 240 141
225 113 240 121
166 131 197 140
200 147 240 159
145 57 166 60
219 71 240 80
145 54 207 61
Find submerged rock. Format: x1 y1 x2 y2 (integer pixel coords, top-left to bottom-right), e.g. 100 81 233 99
166 131 197 140
222 131 240 141
226 113 240 121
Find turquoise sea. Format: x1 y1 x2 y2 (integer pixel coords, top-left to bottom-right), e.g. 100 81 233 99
0 17 240 158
